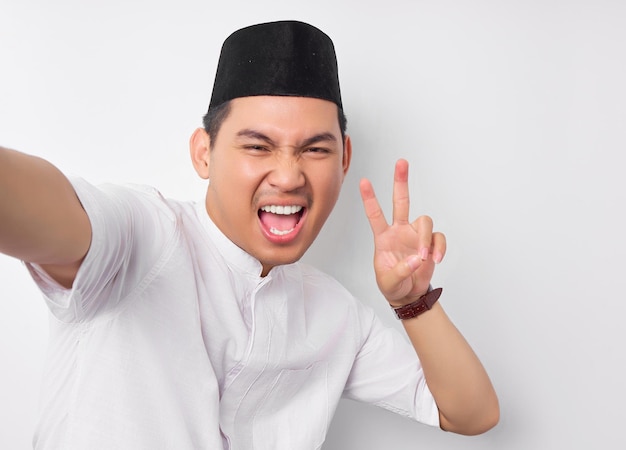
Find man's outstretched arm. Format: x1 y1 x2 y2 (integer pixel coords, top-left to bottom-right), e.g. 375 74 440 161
0 147 91 288
360 159 499 435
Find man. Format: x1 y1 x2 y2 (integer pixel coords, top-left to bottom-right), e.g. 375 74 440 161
0 20 498 449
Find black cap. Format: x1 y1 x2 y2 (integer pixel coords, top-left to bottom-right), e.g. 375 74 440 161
208 20 342 109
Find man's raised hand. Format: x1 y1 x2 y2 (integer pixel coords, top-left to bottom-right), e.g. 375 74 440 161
359 159 446 307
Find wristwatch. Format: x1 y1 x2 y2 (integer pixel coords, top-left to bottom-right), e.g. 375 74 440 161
392 287 443 320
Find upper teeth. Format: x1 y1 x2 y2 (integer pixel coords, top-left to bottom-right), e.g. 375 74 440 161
260 205 303 215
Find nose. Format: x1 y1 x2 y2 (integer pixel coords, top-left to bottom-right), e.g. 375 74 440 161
266 156 306 192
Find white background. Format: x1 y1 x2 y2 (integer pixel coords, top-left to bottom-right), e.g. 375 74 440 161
1 0 625 449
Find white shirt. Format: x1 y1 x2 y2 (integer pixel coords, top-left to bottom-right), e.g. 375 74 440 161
27 179 439 450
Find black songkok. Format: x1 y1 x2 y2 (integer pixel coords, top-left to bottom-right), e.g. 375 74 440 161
208 20 342 109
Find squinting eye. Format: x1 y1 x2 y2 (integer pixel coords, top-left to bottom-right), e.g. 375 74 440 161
306 147 329 153
246 145 268 151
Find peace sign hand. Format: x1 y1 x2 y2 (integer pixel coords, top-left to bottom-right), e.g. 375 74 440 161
359 159 446 306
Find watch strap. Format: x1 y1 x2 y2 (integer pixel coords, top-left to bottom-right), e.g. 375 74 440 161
392 287 443 320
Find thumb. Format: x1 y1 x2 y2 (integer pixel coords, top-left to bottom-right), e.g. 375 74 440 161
377 255 422 298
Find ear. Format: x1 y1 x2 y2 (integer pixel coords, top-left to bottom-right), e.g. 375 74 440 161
189 128 211 179
341 134 352 179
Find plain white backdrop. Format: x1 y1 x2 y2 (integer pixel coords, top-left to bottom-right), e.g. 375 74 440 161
1 0 625 448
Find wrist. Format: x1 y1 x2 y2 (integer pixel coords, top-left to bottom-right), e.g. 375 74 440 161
388 284 433 308
391 286 442 320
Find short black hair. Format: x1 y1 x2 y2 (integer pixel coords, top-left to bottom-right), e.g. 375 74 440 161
202 101 232 148
202 100 348 149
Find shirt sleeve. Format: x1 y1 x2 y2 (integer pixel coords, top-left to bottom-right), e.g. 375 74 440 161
25 178 177 323
342 305 441 427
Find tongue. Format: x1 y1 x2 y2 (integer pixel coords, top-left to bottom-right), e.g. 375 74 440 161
259 211 299 231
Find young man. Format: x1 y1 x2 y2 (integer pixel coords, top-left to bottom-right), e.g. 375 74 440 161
0 21 498 449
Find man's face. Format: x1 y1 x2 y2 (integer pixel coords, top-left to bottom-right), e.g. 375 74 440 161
192 96 351 276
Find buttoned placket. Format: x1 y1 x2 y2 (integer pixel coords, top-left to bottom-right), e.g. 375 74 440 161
219 272 275 449
222 273 270 391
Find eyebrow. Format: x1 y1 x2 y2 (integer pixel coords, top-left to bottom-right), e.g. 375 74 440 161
236 129 276 145
236 129 338 147
301 132 338 148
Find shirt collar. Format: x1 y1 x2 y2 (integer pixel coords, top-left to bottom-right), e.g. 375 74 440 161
194 200 268 278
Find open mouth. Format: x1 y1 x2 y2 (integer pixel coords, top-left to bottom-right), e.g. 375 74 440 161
258 205 305 236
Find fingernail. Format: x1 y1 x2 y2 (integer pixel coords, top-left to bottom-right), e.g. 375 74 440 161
420 248 429 261
407 255 421 271
433 251 442 264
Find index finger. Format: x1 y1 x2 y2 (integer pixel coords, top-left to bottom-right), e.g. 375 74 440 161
393 159 410 225
359 178 389 236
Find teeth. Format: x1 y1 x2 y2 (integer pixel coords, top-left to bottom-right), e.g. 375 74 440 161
260 205 303 215
269 227 295 236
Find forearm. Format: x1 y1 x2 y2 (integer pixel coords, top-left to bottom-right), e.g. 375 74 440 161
402 302 499 435
0 146 90 265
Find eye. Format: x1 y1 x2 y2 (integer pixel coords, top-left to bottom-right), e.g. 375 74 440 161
305 147 331 155
244 144 269 153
